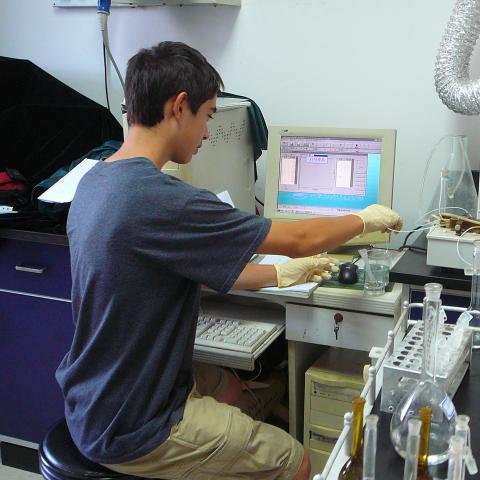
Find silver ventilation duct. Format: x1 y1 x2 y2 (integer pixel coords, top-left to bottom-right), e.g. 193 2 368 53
435 0 480 115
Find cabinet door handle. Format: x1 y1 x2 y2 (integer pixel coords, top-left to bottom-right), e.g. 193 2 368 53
15 265 47 274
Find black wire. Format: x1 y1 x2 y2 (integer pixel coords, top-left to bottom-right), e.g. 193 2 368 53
400 245 427 253
103 44 110 112
400 225 422 249
255 196 264 206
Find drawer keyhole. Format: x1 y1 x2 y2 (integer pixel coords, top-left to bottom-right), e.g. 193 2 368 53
333 313 343 340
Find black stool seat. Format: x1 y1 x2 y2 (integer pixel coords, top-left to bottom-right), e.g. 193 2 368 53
39 419 148 480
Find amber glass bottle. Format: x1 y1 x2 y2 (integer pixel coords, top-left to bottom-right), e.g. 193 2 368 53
417 406 433 480
338 396 365 480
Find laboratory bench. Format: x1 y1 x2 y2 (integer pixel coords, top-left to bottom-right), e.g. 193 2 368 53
390 234 471 292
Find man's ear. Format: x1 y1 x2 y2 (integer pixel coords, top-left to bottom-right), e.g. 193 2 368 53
171 91 189 120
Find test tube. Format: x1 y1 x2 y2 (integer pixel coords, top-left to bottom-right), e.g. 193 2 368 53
455 415 469 480
455 415 478 477
447 435 466 480
403 418 422 480
363 414 379 480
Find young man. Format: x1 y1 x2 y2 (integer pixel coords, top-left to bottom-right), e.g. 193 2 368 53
56 42 402 480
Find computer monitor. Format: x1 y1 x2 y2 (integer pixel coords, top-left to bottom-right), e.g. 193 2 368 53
264 126 396 246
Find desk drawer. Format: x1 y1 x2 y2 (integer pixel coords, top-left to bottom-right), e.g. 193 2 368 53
0 239 71 299
286 303 394 351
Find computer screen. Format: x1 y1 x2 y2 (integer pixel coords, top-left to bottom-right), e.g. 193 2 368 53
264 126 396 246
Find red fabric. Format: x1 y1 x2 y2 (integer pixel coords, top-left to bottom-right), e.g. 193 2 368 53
0 172 24 190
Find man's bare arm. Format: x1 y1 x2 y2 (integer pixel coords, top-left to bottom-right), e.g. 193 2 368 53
257 215 364 258
230 263 277 290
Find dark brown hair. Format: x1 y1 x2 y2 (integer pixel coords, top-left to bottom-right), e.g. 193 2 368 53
125 41 224 127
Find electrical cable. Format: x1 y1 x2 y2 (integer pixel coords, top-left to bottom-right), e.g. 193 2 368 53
98 10 125 93
400 226 423 250
255 196 264 207
103 44 110 112
456 226 479 267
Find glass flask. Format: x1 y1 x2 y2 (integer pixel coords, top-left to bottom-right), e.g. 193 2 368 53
362 414 378 480
460 239 480 349
390 283 456 465
419 135 478 220
417 406 433 480
338 396 365 480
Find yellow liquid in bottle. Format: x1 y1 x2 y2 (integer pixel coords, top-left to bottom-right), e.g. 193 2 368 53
338 397 365 480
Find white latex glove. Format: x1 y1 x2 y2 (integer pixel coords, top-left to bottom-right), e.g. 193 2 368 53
274 256 340 288
353 204 403 234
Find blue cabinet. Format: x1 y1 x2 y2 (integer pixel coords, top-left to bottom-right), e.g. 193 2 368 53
0 238 73 444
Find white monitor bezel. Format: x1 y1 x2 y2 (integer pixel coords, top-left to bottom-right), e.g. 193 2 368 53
264 126 396 246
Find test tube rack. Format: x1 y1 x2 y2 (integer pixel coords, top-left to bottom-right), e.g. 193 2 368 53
380 321 472 413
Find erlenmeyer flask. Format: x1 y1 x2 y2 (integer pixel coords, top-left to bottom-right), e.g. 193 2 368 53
419 135 478 220
459 239 480 349
390 283 456 465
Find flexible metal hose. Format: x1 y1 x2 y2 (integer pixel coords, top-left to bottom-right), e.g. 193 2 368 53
435 0 480 115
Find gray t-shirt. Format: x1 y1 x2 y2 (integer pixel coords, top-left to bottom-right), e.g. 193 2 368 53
56 157 271 464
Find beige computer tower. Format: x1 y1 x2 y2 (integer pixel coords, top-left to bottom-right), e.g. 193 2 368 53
122 98 256 214
304 348 368 474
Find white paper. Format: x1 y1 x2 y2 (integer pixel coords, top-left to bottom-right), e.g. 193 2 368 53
216 190 235 208
38 158 99 203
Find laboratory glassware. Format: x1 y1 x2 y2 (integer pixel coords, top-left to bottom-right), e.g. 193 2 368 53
403 418 421 480
418 135 477 220
390 283 456 465
338 396 365 480
454 415 478 478
460 239 480 349
417 406 433 480
447 436 466 480
362 414 378 480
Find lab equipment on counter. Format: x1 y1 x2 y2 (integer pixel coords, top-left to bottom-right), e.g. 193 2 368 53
338 396 365 480
447 436 466 480
454 415 478 477
381 318 471 414
362 414 378 480
361 249 389 296
423 135 480 270
390 284 457 465
417 407 433 480
403 418 421 480
457 239 480 349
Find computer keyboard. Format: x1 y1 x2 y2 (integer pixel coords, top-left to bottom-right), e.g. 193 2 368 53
196 315 279 353
193 310 285 370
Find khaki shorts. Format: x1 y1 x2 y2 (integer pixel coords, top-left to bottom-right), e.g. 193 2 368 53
103 363 304 480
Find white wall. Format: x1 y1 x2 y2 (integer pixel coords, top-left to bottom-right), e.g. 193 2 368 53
1 0 480 244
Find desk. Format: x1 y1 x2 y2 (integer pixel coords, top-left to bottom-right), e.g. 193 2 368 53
390 234 471 292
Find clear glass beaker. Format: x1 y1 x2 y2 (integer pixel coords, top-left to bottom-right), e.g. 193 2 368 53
390 283 456 465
